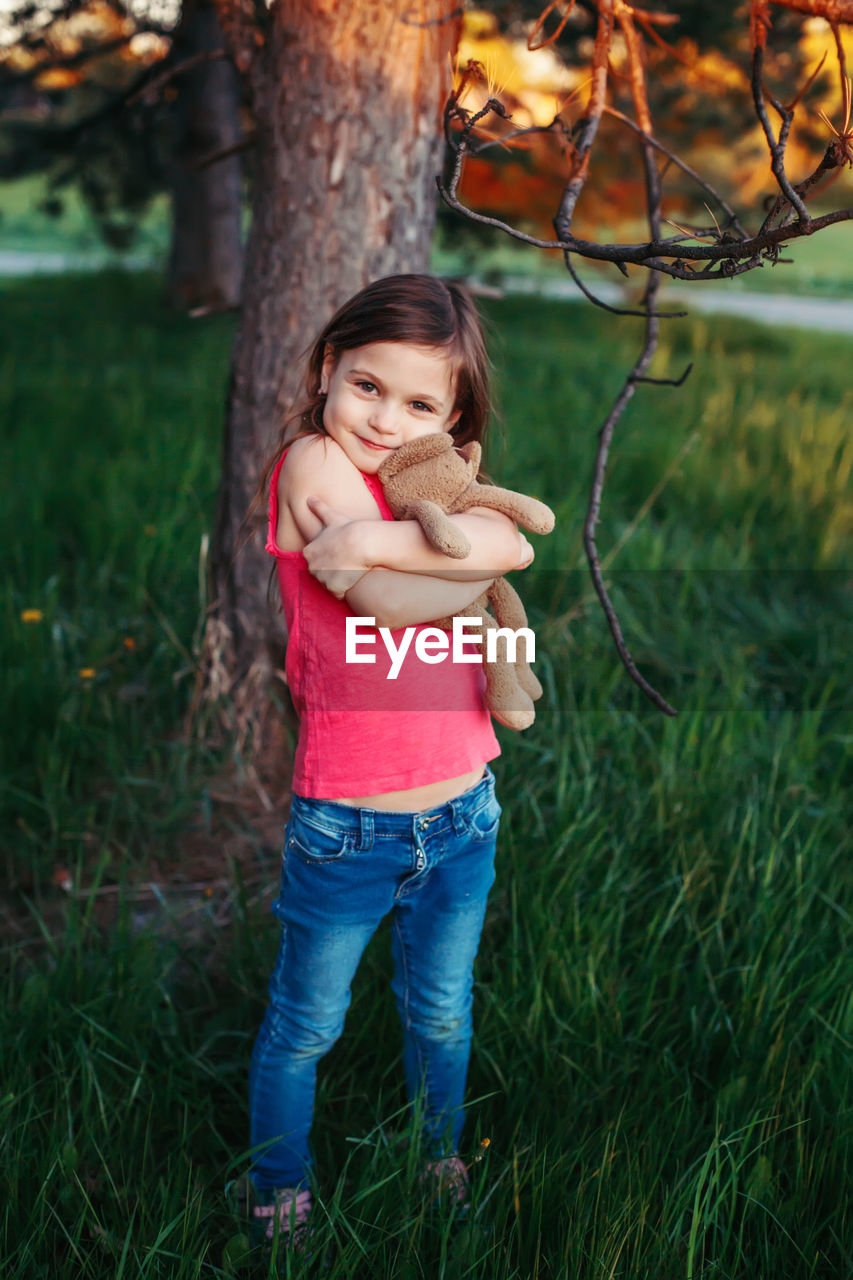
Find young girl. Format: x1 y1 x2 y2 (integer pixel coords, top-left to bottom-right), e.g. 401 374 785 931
246 274 536 1246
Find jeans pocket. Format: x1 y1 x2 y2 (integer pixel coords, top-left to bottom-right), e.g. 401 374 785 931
287 811 354 863
466 792 502 842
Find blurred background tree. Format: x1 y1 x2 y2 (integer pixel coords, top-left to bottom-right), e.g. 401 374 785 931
0 0 243 307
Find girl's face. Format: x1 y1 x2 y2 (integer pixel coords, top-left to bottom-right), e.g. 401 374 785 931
319 341 461 474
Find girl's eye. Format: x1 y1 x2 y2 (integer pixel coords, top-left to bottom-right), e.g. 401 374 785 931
355 380 376 393
411 401 434 413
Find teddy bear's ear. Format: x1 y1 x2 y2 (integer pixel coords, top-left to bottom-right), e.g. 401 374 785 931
459 441 482 472
378 432 452 480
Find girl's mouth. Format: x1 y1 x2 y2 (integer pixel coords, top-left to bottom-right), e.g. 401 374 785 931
358 436 394 451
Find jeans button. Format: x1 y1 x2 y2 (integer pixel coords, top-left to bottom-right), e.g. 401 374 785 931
419 818 429 830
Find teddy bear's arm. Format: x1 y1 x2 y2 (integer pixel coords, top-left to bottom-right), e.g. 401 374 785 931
453 484 555 535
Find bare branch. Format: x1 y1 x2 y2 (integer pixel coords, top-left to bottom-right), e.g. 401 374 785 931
582 284 677 718
769 0 853 17
751 44 811 222
528 1 578 53
553 0 614 238
630 363 693 387
439 159 853 265
194 128 257 171
831 19 849 87
439 0 853 713
562 250 686 317
785 49 827 111
126 48 227 106
467 121 565 156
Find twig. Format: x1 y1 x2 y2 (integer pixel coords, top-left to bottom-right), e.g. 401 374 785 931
468 122 567 156
785 49 827 111
553 0 614 238
831 19 848 88
767 0 853 18
603 106 749 239
581 284 677 718
439 0 853 713
751 44 811 223
562 250 687 318
438 171 853 265
193 129 258 170
126 48 227 107
630 363 693 386
584 2 676 715
528 0 578 52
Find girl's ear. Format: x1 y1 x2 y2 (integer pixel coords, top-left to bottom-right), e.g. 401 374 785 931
446 407 462 430
320 345 336 395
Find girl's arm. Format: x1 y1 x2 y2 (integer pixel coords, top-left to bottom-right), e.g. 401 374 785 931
346 568 496 631
305 497 531 589
278 436 532 612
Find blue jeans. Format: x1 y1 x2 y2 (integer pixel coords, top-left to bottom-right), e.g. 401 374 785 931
248 767 500 1192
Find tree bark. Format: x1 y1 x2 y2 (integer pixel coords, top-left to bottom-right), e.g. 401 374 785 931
167 0 244 311
207 0 461 779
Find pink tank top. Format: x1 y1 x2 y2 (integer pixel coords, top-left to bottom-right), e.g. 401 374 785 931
266 449 500 799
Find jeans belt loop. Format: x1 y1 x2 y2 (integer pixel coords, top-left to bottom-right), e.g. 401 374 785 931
358 809 374 851
449 797 467 835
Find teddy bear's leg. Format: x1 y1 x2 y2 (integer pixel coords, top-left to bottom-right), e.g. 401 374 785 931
448 601 533 730
406 499 471 558
486 579 543 705
477 608 536 731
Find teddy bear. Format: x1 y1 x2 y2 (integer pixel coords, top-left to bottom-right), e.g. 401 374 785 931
377 433 555 731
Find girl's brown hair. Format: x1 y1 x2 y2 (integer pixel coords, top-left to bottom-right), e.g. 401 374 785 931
255 273 492 509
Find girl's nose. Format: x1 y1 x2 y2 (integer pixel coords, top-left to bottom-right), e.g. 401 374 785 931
368 402 397 436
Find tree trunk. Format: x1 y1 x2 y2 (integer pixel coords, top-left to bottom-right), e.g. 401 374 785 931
167 0 244 311
207 0 461 781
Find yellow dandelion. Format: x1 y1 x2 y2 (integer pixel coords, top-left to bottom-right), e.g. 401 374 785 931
79 667 96 680
21 608 44 623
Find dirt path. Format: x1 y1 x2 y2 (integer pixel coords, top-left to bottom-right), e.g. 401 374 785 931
484 274 853 335
0 249 155 275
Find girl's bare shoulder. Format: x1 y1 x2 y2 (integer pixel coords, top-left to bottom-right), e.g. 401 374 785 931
275 434 381 550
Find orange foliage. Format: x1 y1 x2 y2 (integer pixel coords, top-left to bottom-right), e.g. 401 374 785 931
453 8 853 227
34 67 85 90
459 156 567 236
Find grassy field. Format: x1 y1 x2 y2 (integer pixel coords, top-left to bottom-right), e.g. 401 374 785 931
0 175 171 260
2 273 851 1278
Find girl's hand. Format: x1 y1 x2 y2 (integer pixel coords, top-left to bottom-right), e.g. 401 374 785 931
303 496 371 598
515 533 534 571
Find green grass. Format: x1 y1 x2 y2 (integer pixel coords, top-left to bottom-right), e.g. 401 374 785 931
0 174 170 260
2 274 851 1277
